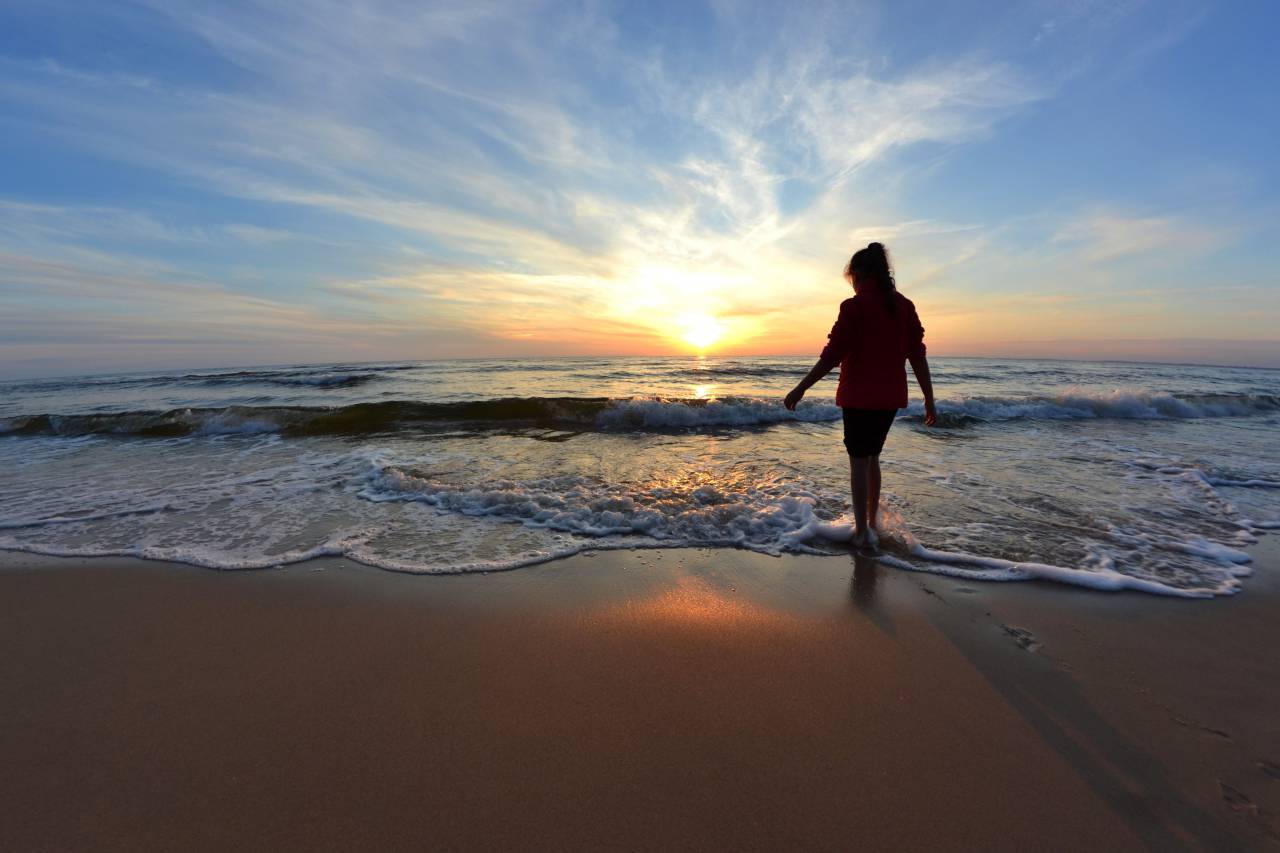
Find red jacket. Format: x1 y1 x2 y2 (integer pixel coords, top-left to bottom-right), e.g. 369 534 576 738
819 290 926 410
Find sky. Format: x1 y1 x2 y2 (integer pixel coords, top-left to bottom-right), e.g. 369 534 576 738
1 0 1279 378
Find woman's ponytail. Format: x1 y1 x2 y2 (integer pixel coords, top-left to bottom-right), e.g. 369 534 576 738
849 242 897 314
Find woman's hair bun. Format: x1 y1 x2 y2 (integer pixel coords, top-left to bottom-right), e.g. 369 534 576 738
867 241 884 253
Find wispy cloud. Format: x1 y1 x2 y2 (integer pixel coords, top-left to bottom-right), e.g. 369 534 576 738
1 1 1049 359
0 0 1271 374
0 200 303 247
1053 210 1229 264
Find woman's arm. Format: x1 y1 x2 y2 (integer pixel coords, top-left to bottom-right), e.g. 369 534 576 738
784 357 838 411
905 300 936 426
908 354 937 426
787 300 855 411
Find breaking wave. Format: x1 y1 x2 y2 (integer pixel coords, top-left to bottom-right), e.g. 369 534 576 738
0 396 842 437
909 389 1280 422
2 389 1277 439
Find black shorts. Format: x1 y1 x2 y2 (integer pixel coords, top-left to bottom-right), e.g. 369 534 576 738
842 408 897 458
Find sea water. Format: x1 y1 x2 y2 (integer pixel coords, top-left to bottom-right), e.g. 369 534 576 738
1 356 1277 597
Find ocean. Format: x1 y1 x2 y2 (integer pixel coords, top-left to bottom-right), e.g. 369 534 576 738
1 356 1277 597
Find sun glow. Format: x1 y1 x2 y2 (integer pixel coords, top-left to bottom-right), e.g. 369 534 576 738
615 263 757 354
680 314 726 351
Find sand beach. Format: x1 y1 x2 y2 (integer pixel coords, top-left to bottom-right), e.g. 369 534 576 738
3 542 1277 852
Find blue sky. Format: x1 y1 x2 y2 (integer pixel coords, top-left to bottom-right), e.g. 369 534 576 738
1 0 1278 377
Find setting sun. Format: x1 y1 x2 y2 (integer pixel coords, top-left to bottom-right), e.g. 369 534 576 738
681 314 725 351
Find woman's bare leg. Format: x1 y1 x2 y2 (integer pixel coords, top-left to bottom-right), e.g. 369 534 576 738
850 456 869 542
868 454 881 529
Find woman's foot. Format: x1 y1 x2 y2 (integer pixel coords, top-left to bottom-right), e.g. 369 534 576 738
852 526 879 553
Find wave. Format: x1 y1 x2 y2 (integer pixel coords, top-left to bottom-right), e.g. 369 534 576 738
675 364 808 379
1148 466 1280 490
906 389 1280 424
1 363 413 393
0 396 843 438
189 370 384 388
3 388 1277 439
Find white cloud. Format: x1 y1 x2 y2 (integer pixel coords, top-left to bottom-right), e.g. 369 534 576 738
1053 210 1227 264
16 0 1239 372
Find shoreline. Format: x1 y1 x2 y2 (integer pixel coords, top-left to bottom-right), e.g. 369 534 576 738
2 517 1262 597
2 544 1278 851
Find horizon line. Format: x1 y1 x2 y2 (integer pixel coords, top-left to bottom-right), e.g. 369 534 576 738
4 351 1279 384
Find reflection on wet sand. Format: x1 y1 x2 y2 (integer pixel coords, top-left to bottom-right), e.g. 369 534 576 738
590 573 797 631
851 553 897 636
851 553 878 605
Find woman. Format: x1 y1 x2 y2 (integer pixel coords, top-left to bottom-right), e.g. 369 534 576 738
784 242 937 550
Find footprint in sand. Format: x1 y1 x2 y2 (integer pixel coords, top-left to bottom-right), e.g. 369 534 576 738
1219 781 1257 814
1220 780 1280 844
1000 624 1042 653
1169 713 1232 741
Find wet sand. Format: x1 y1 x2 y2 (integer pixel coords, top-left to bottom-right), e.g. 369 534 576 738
1 543 1278 852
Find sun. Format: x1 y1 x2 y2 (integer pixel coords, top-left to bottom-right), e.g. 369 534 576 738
680 314 725 351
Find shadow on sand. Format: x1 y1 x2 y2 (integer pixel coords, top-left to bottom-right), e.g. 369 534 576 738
848 557 1254 852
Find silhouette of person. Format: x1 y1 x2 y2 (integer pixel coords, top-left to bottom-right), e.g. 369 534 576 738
785 242 936 550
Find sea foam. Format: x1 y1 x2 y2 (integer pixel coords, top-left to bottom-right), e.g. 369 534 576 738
358 461 824 548
794 507 1244 597
346 458 1253 595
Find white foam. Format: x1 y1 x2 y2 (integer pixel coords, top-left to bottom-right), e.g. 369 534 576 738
3 450 1246 595
192 412 287 436
806 508 1240 597
358 463 823 552
903 387 1278 423
871 551 1029 582
589 388 1276 430
1145 462 1280 490
355 460 1259 596
901 544 1230 597
0 538 348 570
0 484 1256 596
1172 537 1253 568
597 397 840 429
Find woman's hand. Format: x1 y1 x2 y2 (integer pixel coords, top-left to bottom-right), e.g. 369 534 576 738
784 386 805 411
924 400 937 427
785 358 836 412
